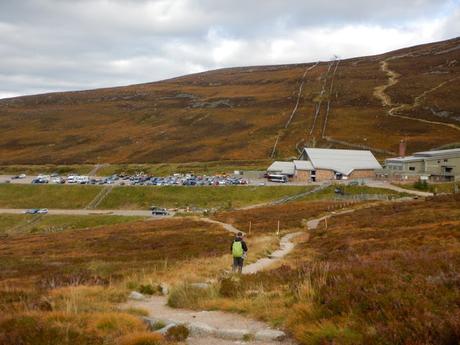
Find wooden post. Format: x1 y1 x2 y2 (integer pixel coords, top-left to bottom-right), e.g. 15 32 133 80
325 217 328 230
277 220 280 236
249 221 252 235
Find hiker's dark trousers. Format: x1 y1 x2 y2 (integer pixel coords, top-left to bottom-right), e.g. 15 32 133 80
233 256 244 273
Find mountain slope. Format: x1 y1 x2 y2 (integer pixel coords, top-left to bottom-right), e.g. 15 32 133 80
1 37 459 164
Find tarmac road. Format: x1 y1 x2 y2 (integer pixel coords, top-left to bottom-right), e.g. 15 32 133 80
0 208 160 217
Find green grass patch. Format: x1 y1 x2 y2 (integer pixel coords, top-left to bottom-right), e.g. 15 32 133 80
0 214 143 235
299 184 407 201
0 183 313 210
99 185 313 209
0 184 102 209
395 181 460 194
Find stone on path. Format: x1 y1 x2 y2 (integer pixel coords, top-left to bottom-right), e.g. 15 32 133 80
129 291 145 300
215 328 252 340
188 322 216 337
255 329 286 341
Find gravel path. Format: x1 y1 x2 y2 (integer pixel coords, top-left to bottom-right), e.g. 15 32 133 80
124 217 306 344
243 231 303 274
125 203 400 344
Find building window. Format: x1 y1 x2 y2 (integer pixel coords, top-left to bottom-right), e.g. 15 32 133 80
444 159 448 162
438 160 441 163
409 167 415 171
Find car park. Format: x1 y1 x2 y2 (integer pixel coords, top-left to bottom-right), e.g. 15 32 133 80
26 172 249 187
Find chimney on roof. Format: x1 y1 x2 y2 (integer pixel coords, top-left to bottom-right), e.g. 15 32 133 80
399 140 406 158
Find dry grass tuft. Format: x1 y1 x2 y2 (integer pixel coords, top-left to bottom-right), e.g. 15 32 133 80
118 332 166 345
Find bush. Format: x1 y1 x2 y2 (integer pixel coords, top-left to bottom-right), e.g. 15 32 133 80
138 284 156 295
88 312 146 337
165 324 189 341
413 180 429 191
167 283 215 309
219 276 242 297
118 332 165 345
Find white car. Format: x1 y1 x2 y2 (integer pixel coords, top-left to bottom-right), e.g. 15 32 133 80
36 208 48 214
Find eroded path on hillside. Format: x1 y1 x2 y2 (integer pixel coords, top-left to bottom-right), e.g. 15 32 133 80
373 57 460 131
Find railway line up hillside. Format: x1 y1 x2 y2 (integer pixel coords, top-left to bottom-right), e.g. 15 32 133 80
321 58 341 138
309 60 334 136
270 62 319 158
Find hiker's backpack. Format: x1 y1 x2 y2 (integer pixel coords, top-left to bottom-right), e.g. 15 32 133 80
232 241 244 258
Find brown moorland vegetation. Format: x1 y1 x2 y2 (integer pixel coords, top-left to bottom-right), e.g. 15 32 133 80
0 217 231 345
213 200 359 234
0 38 459 164
179 195 460 344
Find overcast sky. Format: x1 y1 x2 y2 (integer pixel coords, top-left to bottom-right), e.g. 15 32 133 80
1 0 459 99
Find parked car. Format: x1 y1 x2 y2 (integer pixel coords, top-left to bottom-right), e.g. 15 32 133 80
24 208 39 214
32 178 48 184
334 187 345 195
37 208 48 214
151 207 168 216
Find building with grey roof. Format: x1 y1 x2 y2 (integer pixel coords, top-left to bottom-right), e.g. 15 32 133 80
266 148 381 183
267 161 295 176
299 148 382 182
381 148 460 182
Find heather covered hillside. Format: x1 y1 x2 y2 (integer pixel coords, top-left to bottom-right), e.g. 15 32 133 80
0 37 459 164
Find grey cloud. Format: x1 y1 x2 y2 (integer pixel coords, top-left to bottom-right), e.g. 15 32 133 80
0 0 459 98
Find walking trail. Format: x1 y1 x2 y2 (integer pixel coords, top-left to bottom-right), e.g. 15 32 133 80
124 206 368 345
373 57 460 131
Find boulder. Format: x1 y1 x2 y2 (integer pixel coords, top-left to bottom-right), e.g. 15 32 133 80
159 283 169 295
188 322 216 337
214 328 251 340
156 323 178 335
129 291 145 300
255 329 286 341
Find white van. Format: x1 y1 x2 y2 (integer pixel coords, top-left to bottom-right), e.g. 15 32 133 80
268 174 288 183
67 175 78 183
76 176 89 184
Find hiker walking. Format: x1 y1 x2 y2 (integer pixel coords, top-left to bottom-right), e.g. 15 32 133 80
231 232 248 273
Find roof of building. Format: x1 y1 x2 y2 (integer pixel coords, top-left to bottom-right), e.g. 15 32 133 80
293 160 314 171
267 161 295 175
386 156 423 163
414 148 460 158
301 148 382 175
385 148 460 163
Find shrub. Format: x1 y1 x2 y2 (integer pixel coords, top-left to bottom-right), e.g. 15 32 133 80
413 180 429 191
118 332 165 345
295 320 363 345
138 284 156 295
165 324 189 341
219 276 243 297
88 312 146 337
167 283 216 309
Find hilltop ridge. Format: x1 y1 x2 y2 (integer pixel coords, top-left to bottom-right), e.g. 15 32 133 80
1 37 459 164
